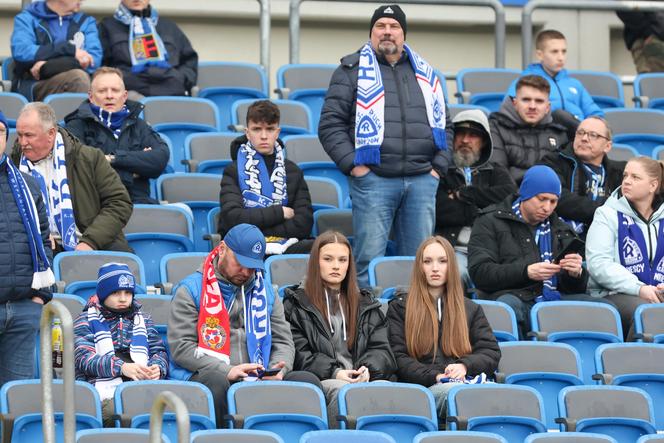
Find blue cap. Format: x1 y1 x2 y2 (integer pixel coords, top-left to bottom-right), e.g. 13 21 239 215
223 224 266 270
0 111 8 141
97 262 135 303
518 165 561 202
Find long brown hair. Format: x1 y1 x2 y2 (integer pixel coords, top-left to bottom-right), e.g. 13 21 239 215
404 236 471 361
304 231 359 349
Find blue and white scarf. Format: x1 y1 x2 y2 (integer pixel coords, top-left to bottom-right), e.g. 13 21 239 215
618 212 664 285
19 132 78 251
87 297 148 400
354 42 446 165
462 167 472 186
237 141 288 209
513 200 561 302
583 163 606 201
1 155 55 289
90 103 130 140
113 4 171 74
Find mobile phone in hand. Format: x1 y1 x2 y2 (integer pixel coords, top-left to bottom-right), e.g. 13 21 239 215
259 368 281 378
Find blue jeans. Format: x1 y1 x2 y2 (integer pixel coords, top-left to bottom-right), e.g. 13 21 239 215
351 171 438 288
0 298 42 387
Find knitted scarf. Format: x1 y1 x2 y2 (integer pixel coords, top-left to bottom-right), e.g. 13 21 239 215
354 42 446 165
618 212 664 285
113 4 171 74
237 141 288 209
89 103 130 140
1 155 55 289
19 132 78 251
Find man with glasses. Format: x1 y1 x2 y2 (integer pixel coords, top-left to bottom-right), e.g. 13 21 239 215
541 116 625 238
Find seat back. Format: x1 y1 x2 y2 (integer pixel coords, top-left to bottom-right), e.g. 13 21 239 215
124 204 194 241
448 104 492 119
634 304 664 343
634 73 664 108
313 209 353 237
227 380 325 419
368 256 415 290
472 300 519 342
1 56 15 83
568 70 624 108
497 342 582 379
142 96 219 131
191 429 284 443
304 176 344 209
530 301 622 337
157 173 222 203
607 143 638 162
0 379 100 419
456 68 520 111
53 293 86 320
415 431 508 443
339 382 437 422
197 62 268 93
53 251 146 287
604 108 664 135
282 135 329 163
559 386 655 427
76 428 170 442
134 294 171 326
301 429 397 443
185 132 237 168
277 64 336 92
44 92 87 122
264 254 309 290
233 99 313 134
0 92 28 126
524 432 618 443
160 252 206 288
447 384 545 424
596 343 664 377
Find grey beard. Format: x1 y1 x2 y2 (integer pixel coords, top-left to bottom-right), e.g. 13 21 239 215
453 149 481 168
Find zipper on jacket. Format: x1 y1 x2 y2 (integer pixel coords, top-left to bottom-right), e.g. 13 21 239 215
553 76 566 111
392 65 408 177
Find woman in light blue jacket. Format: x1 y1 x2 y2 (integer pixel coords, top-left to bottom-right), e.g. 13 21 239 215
586 156 664 339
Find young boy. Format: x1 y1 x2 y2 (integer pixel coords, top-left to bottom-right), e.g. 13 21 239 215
507 29 603 121
74 262 168 425
218 99 314 254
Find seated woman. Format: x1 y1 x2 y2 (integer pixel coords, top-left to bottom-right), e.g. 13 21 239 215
586 156 663 339
283 231 396 424
387 236 500 422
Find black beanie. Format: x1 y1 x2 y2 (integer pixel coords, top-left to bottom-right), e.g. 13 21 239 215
370 5 407 38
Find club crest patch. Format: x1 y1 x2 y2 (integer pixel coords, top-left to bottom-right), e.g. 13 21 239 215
200 317 226 350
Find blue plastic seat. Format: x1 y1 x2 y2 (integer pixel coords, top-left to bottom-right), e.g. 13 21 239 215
637 436 664 443
44 92 88 124
276 64 337 129
76 428 171 442
568 70 625 109
368 256 415 297
158 252 207 294
232 99 314 136
0 92 28 127
415 431 508 443
191 429 284 442
64 280 148 299
525 432 617 443
472 300 519 342
633 73 664 109
449 104 492 119
304 176 344 210
299 162 349 208
455 68 521 112
182 131 238 173
264 254 309 297
126 233 195 286
301 429 396 443
634 303 664 343
604 108 664 156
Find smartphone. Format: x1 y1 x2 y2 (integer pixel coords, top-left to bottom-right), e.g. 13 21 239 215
259 368 281 378
553 238 585 264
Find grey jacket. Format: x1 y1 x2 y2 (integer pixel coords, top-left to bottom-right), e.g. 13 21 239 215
318 48 453 177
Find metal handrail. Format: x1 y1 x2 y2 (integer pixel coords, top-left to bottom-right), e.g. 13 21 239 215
40 301 76 443
522 0 664 68
258 0 272 91
149 391 190 443
289 0 506 68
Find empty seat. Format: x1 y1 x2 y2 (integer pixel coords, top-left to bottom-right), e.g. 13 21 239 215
634 303 664 343
232 99 313 135
304 176 344 210
524 432 617 443
368 256 415 299
607 143 639 162
312 208 353 238
568 70 624 109
0 92 28 127
44 92 87 123
281 134 329 163
301 429 396 443
264 254 309 296
472 300 519 342
183 131 238 172
604 108 664 155
415 431 508 443
299 162 349 208
76 428 170 443
159 252 207 294
191 429 284 443
633 73 664 109
455 68 521 112
53 251 146 293
276 64 336 129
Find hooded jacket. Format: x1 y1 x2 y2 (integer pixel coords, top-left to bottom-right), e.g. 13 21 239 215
435 110 517 245
506 64 603 121
489 96 569 183
586 188 664 296
283 286 397 381
10 1 102 99
64 100 170 204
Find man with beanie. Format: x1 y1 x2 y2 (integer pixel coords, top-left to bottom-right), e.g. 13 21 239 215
74 262 168 426
0 110 55 387
168 223 320 427
319 4 454 288
468 165 597 337
435 109 516 289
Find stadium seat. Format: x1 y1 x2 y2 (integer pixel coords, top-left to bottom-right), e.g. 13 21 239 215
524 433 617 443
496 341 583 429
414 431 508 443
281 135 330 163
1 56 15 92
158 252 207 295
638 436 664 443
52 293 86 320
557 385 656 441
76 428 170 442
299 162 349 208
190 429 284 443
633 73 664 109
337 382 437 443
304 176 344 210
604 108 664 155
44 92 87 123
301 429 396 443
226 381 327 442
183 131 238 172
264 254 309 297
205 207 221 250
568 70 625 109
312 208 353 238
232 99 314 136
368 256 415 300
634 303 664 343
448 104 492 119
472 300 519 342
134 294 171 342
607 143 639 162
529 301 623 384
455 68 521 112
275 64 337 129
0 92 28 127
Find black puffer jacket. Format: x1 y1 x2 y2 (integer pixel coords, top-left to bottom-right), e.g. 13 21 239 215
386 294 500 387
0 160 52 304
318 49 453 177
283 286 397 381
64 100 169 204
218 135 313 239
489 96 569 183
467 195 589 301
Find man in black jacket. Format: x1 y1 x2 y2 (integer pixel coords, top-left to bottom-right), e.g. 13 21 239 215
541 116 625 238
435 109 516 288
319 4 453 287
65 67 170 204
468 165 596 337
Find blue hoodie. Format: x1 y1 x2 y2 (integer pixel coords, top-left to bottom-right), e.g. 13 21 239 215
506 63 604 121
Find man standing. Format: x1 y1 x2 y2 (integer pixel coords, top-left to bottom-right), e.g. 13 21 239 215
10 0 101 101
0 110 54 386
65 67 170 204
12 103 133 253
319 4 453 287
168 223 320 427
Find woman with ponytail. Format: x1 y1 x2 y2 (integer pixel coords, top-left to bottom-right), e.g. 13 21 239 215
386 236 500 420
586 156 664 338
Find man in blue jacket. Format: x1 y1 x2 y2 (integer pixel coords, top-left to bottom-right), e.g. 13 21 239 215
10 0 102 101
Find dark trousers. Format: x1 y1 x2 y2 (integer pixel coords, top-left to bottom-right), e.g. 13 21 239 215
602 293 650 341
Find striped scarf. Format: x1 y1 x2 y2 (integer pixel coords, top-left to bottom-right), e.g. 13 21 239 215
113 4 171 74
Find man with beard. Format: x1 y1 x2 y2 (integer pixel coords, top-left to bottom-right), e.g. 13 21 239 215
319 4 454 288
435 110 516 288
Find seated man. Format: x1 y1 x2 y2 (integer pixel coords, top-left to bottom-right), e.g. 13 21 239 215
65 67 170 204
12 102 133 253
468 165 597 337
435 109 516 288
541 116 625 237
168 223 320 427
507 29 603 121
10 0 101 101
490 75 569 184
219 100 314 255
99 0 198 97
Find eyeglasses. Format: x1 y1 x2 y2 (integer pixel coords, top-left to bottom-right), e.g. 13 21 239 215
576 129 610 142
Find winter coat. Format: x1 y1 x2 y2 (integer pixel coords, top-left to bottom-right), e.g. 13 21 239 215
506 63 604 121
64 100 170 204
617 2 664 50
0 158 52 304
386 293 500 387
586 188 664 296
99 11 198 96
467 195 589 301
489 96 569 183
11 127 133 252
283 286 397 381
218 135 313 239
318 48 454 177
10 1 102 99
